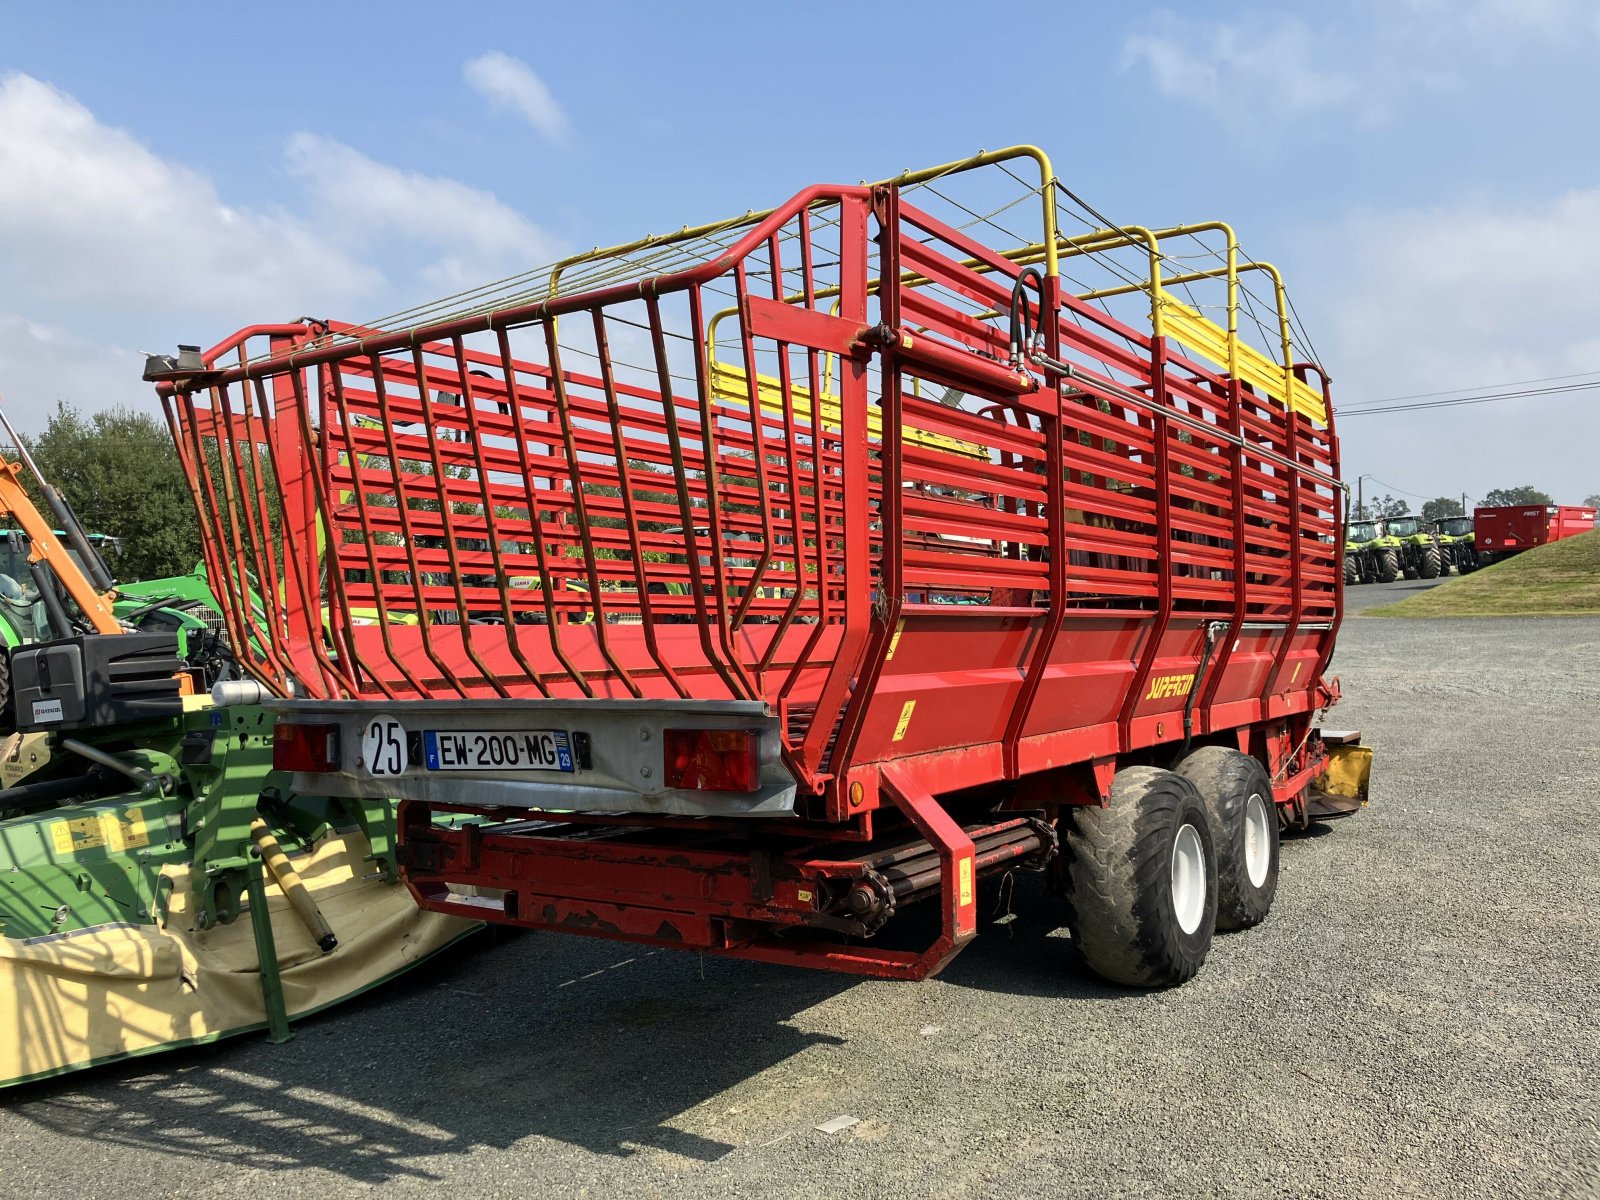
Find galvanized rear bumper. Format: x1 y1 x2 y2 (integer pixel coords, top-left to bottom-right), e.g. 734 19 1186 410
267 698 798 818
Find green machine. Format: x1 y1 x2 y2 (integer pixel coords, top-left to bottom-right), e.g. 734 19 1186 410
1344 516 1440 585
0 411 475 1089
1343 519 1390 585
1429 515 1478 575
1379 515 1442 581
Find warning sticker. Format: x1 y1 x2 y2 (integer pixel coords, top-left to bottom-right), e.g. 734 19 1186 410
958 857 974 907
885 618 906 662
892 700 916 742
49 809 151 857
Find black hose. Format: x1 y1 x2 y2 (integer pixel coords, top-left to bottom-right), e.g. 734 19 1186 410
0 768 123 815
1009 265 1047 368
1180 621 1225 759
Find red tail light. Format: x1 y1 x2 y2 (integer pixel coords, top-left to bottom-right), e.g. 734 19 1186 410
663 728 760 792
273 722 342 773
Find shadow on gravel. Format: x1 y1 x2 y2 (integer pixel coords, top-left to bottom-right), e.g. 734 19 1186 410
3 840 1330 1177
886 873 1131 1002
1 930 857 1183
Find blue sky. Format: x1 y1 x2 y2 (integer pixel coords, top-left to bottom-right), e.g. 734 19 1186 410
3 0 1598 505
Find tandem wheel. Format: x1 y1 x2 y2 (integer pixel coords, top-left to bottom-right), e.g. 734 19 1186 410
1176 746 1280 930
1063 766 1217 988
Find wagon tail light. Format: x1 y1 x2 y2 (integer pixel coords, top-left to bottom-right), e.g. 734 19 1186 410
663 729 760 792
273 722 342 772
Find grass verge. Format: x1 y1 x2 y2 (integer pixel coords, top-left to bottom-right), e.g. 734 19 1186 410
1368 528 1600 617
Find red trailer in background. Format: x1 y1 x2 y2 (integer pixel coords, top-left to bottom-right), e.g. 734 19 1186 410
150 147 1372 990
1475 504 1598 563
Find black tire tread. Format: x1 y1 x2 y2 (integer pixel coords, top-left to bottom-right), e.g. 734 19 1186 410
1064 767 1216 988
1419 544 1441 579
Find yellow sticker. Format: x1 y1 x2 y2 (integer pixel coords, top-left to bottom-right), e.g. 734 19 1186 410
50 816 105 855
885 618 906 662
892 700 916 742
796 889 814 903
958 857 974 907
48 810 151 856
104 809 150 853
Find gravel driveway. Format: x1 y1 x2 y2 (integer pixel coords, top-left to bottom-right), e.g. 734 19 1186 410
2 611 1596 1199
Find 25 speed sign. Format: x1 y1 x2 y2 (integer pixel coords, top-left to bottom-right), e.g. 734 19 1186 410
362 716 407 776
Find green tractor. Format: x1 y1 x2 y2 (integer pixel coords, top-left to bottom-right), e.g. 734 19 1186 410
1429 515 1478 575
1343 515 1442 584
1378 515 1442 581
1343 519 1390 584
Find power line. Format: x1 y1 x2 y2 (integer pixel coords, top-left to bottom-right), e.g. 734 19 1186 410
1358 475 1435 501
1362 367 1600 405
1339 377 1600 417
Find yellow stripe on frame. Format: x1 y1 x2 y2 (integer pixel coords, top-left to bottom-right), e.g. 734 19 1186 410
1158 298 1327 424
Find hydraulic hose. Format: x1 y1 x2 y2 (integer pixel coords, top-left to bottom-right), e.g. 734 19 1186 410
249 817 338 954
1180 621 1228 758
0 768 123 815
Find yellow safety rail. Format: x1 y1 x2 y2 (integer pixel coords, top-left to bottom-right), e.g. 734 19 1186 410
705 360 986 458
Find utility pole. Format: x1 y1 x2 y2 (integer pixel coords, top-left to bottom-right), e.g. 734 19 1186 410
1462 492 1469 515
1357 476 1365 520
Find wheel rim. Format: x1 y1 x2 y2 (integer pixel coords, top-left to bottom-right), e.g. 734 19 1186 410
1243 792 1271 889
1170 822 1206 935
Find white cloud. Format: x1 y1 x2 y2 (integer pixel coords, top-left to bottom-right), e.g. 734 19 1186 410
0 73 379 323
0 315 138 433
285 133 559 293
1298 189 1600 505
463 52 571 143
0 73 559 430
1428 0 1600 38
1123 4 1600 129
1122 16 1362 123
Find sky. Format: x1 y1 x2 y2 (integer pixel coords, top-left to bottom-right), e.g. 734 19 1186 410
2 0 1598 507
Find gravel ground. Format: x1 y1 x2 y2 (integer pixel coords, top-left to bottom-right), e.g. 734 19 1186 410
2 600 1597 1199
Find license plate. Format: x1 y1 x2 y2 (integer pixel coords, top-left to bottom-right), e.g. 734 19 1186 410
423 729 574 773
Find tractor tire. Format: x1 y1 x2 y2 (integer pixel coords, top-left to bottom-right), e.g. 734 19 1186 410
1176 747 1279 930
1419 545 1441 579
1377 549 1400 583
0 649 10 730
1064 766 1217 988
1458 549 1477 575
1343 555 1359 586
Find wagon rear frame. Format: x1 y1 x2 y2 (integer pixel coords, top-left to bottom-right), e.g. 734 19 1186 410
152 146 1366 983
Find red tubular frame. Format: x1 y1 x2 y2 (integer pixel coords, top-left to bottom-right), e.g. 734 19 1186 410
160 174 1345 979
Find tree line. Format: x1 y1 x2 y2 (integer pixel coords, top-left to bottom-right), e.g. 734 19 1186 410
1354 485 1593 523
11 401 202 581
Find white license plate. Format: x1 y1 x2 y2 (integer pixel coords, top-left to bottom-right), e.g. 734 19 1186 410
423 729 574 773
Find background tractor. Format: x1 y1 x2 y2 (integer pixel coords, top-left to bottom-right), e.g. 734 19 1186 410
1381 515 1443 580
1344 519 1391 584
1430 515 1478 575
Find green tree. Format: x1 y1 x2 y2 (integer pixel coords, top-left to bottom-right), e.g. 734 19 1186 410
1583 493 1600 508
1483 485 1553 506
22 401 201 581
1421 496 1464 522
1372 494 1410 518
